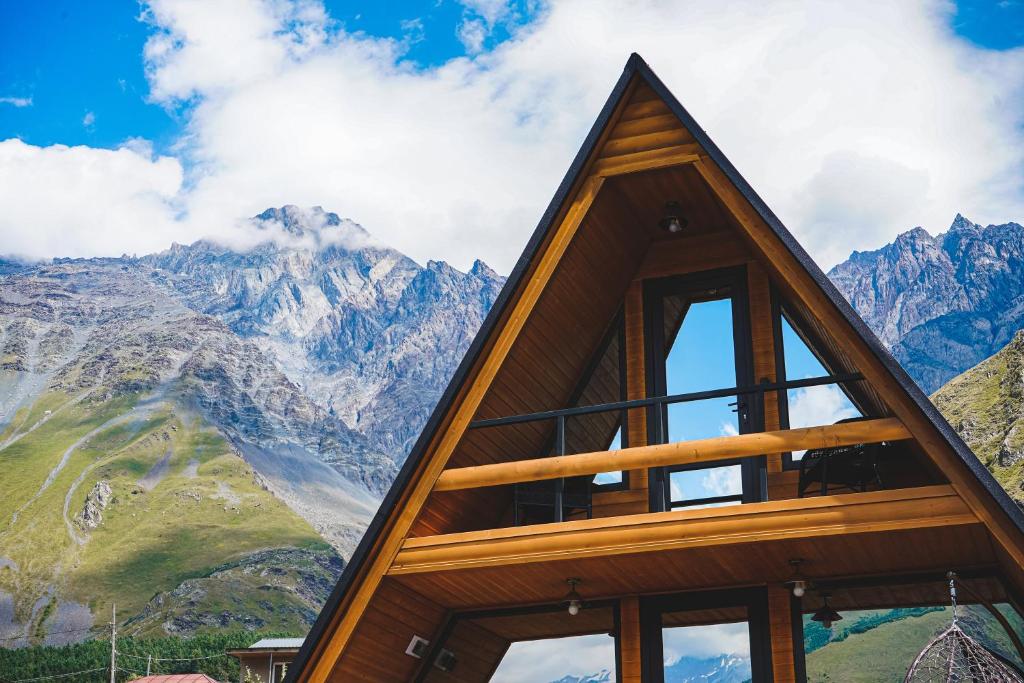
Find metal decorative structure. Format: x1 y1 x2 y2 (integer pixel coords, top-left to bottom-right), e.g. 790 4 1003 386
904 576 1024 682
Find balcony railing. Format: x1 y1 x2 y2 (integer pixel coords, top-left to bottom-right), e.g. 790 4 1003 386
435 373 911 509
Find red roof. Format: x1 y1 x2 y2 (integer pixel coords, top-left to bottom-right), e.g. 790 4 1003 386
128 675 220 683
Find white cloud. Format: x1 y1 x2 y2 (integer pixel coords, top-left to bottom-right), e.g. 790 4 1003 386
663 621 750 662
2 0 1023 271
0 139 184 260
458 0 516 26
457 17 488 54
0 97 32 108
82 111 96 128
788 384 859 429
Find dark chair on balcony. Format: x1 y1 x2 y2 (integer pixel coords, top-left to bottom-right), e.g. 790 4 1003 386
513 476 593 526
798 417 885 497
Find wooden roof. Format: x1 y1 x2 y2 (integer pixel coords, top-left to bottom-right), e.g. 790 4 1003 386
289 53 1024 683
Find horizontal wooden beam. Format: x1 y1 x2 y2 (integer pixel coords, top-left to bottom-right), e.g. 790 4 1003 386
391 485 974 574
591 143 703 177
434 417 910 492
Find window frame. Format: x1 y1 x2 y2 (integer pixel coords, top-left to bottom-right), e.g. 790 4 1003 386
643 266 765 512
771 288 870 471
639 587 774 683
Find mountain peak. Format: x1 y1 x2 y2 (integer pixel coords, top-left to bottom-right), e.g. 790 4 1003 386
254 205 357 237
949 213 980 233
469 258 499 280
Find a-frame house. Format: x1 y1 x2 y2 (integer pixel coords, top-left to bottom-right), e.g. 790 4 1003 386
288 54 1024 682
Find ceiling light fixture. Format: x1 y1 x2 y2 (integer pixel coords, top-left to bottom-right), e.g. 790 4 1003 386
658 201 687 234
565 578 583 616
787 558 807 598
812 593 843 629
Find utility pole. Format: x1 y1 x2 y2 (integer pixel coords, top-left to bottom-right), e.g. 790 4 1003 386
109 603 117 683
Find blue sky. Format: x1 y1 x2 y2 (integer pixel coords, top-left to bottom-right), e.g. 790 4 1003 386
0 0 540 152
1 1 1023 271
1 1 1018 153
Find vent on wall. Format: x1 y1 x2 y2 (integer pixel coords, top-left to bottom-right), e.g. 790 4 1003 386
434 648 457 673
405 634 430 658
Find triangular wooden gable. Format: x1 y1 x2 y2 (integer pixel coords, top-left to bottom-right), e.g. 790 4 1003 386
290 54 1024 683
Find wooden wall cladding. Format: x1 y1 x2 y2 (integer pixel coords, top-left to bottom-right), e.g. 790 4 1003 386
327 579 446 682
420 620 510 683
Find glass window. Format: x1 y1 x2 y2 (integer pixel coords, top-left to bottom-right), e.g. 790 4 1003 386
491 633 617 682
663 298 740 444
779 312 862 462
645 591 768 683
662 619 752 682
423 603 618 683
669 463 744 509
593 427 624 486
803 602 1024 682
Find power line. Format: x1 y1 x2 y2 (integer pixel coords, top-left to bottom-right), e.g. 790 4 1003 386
116 649 228 662
0 666 108 683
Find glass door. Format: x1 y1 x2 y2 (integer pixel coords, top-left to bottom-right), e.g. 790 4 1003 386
644 267 764 512
641 588 772 682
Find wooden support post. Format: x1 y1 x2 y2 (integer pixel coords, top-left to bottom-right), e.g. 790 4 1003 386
747 263 782 471
767 586 798 683
624 281 648 494
619 597 643 683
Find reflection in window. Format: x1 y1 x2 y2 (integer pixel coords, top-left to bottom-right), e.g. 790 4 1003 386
780 313 861 461
662 608 752 682
669 464 743 509
803 604 1024 682
594 427 624 486
491 633 617 682
424 604 619 683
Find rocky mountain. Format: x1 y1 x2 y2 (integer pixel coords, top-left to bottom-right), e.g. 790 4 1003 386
664 654 751 683
553 655 750 683
0 206 503 646
549 671 613 683
829 214 1024 393
142 205 503 460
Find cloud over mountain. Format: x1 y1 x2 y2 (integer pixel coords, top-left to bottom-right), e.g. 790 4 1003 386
1 1 1023 272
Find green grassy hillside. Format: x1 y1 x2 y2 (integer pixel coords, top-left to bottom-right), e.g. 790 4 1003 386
0 386 332 644
806 605 1024 681
932 330 1024 502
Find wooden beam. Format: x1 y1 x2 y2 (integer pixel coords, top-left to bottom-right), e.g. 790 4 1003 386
591 143 703 177
619 597 642 683
600 128 693 157
624 280 648 494
633 232 750 281
767 586 797 683
390 485 974 574
434 418 910 492
747 262 783 474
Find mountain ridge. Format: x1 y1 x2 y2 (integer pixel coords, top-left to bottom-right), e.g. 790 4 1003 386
829 214 1024 393
0 206 503 645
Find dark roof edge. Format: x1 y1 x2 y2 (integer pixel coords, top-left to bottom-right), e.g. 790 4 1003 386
286 56 641 683
628 55 1024 535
